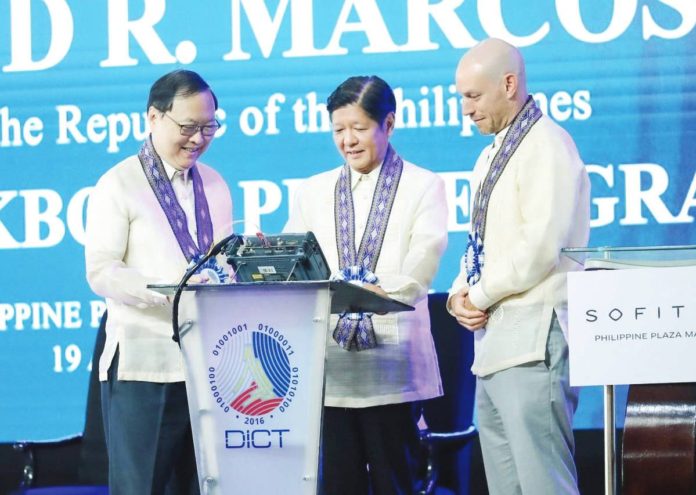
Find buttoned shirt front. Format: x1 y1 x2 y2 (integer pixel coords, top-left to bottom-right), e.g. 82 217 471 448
351 165 381 247
168 164 197 241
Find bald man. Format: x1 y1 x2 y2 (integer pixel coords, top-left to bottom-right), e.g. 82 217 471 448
447 39 590 494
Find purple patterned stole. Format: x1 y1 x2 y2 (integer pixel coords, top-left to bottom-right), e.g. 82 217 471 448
138 137 225 280
333 145 403 351
465 96 543 285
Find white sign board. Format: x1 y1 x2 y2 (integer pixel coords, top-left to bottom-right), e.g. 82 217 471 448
567 265 696 386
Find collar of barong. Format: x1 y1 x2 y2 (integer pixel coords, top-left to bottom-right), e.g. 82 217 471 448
332 144 403 351
138 136 227 282
471 95 543 240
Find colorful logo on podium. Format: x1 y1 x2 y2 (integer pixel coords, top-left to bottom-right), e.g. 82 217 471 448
208 322 298 417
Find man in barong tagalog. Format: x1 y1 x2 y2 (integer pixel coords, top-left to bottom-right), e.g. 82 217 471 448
447 38 590 494
284 75 448 494
84 70 232 495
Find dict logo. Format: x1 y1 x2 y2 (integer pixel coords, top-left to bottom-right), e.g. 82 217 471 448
208 322 298 418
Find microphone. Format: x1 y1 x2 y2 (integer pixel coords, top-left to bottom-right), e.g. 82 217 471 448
171 231 242 346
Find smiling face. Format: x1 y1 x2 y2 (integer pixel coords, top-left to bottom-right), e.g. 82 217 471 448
331 103 394 174
148 89 217 170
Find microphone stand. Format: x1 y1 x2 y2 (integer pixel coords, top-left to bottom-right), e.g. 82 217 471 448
171 233 240 347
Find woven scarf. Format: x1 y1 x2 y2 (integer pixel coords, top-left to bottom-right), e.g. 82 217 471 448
138 136 226 281
333 145 403 351
465 96 543 285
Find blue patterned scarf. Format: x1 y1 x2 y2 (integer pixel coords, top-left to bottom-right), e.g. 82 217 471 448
333 145 403 351
465 96 543 285
138 136 227 281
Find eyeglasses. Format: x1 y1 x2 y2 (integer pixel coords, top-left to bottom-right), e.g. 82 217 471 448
163 112 221 137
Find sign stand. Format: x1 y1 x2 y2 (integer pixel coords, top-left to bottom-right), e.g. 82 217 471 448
562 245 696 495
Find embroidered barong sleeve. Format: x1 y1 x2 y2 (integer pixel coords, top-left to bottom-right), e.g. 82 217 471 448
85 173 168 307
283 190 311 234
467 130 586 311
379 174 448 306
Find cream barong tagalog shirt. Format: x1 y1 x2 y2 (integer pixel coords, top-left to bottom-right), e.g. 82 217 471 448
85 155 233 383
285 159 448 408
449 115 590 377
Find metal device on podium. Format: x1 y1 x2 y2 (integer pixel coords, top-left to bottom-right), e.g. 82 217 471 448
150 232 413 495
562 245 696 495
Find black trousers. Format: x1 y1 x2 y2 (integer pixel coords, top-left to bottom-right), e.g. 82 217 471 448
320 402 420 495
101 350 199 495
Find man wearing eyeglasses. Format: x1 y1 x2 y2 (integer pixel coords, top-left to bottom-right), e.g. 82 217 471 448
84 69 232 494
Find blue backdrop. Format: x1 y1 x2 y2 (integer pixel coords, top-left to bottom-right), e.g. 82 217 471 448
1 0 694 441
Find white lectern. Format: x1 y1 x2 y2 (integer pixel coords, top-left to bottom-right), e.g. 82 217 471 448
152 280 412 495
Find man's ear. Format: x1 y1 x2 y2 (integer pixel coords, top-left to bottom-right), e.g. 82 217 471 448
383 112 396 137
147 106 159 127
503 73 518 99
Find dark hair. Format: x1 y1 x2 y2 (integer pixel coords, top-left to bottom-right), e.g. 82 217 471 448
326 76 396 125
147 69 218 112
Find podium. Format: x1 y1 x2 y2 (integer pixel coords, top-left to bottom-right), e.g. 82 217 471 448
562 245 696 495
150 280 412 495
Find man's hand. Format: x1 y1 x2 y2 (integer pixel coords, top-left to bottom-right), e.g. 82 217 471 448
362 283 390 315
449 288 488 331
163 272 212 304
188 273 211 285
137 289 169 309
363 283 389 298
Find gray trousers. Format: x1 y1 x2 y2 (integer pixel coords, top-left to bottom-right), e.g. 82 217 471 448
476 314 579 495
